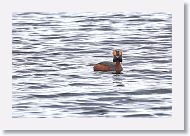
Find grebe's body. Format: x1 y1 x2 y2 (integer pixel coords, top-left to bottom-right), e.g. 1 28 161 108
93 49 123 73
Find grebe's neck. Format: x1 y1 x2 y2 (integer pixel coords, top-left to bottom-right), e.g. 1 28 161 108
116 61 121 66
115 60 122 73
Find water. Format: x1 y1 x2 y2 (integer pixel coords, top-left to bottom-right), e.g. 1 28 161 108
12 12 172 118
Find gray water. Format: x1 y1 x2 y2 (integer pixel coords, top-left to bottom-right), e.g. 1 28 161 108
12 12 172 118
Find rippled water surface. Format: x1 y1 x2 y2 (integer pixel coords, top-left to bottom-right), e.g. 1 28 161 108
12 12 172 118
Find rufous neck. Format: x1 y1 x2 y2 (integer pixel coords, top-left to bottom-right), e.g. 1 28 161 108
115 61 121 73
116 61 120 66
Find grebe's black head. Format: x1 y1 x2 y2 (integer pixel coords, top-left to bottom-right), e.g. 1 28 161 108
112 49 122 62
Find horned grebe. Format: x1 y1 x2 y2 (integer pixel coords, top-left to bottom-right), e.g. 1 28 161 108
93 49 123 74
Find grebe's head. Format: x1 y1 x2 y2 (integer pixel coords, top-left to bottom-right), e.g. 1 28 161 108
112 49 122 62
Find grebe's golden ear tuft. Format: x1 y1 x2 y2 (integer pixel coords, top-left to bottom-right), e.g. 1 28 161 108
119 49 122 56
112 49 116 56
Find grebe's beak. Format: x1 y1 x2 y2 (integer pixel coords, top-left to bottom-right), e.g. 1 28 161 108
113 49 122 62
